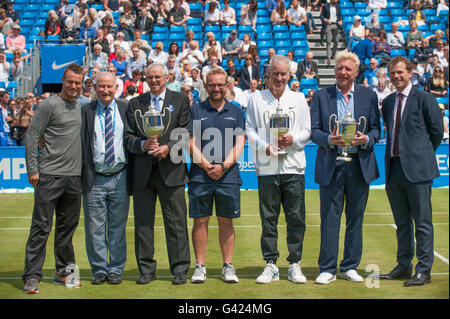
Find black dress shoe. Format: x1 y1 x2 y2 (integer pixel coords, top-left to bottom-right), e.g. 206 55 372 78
91 273 107 285
404 273 431 287
379 267 412 280
136 273 157 284
172 273 186 285
107 273 123 285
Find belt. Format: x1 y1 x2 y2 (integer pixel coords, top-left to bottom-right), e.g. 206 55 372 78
95 165 126 177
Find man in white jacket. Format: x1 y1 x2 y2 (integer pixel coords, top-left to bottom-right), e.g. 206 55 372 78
246 55 311 284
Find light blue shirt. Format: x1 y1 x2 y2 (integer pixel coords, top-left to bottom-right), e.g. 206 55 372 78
94 99 127 174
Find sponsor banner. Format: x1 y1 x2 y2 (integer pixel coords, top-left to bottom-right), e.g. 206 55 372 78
40 44 87 83
1 144 448 191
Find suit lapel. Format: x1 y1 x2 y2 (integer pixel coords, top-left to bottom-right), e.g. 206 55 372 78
328 85 337 125
401 86 415 127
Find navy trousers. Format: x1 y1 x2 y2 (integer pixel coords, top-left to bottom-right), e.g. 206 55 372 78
318 159 369 274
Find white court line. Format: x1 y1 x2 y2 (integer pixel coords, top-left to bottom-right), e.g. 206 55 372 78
0 212 449 219
1 223 449 231
390 224 450 266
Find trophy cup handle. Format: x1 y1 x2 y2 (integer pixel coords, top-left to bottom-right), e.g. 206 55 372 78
134 109 148 138
329 114 337 134
358 116 367 134
289 110 296 131
161 107 172 137
263 111 270 128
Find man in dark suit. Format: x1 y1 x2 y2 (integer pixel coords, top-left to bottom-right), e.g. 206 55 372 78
240 53 260 91
380 56 443 286
135 7 153 36
310 51 380 285
320 0 342 64
296 51 320 85
81 72 130 285
124 63 191 285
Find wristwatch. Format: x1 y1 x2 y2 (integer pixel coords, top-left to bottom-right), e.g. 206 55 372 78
220 163 229 174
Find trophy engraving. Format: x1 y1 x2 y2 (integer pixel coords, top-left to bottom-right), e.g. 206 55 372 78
329 108 367 162
263 100 296 156
134 99 171 154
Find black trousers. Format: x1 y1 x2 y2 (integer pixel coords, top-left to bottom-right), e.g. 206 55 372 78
22 175 81 283
133 166 190 277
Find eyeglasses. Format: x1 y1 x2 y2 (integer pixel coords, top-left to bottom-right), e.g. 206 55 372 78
208 83 226 88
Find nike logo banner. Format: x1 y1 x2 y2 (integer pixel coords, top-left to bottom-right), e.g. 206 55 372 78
40 44 86 83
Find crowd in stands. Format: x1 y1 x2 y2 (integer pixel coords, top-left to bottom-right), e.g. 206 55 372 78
0 0 449 146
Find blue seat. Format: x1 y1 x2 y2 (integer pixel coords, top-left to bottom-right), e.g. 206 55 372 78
290 32 306 40
273 31 289 40
423 9 436 16
272 25 289 32
256 16 271 24
356 8 371 17
300 78 319 91
257 9 270 17
22 11 37 19
294 49 307 59
430 24 446 33
152 33 169 41
275 40 291 49
259 48 269 59
276 48 289 55
187 24 202 33
340 1 353 9
238 25 253 33
341 8 355 17
391 49 406 57
187 18 203 25
292 40 309 49
379 9 389 16
189 2 203 11
154 26 169 33
205 25 221 33
170 26 186 34
438 10 449 18
222 25 236 33
417 24 429 32
289 25 305 33
258 39 274 48
256 24 272 33
398 24 410 32
354 2 367 9
390 9 405 17
387 2 402 9
169 32 186 40
258 32 273 40
90 4 104 10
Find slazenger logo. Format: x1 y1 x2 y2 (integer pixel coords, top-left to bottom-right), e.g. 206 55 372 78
52 60 79 71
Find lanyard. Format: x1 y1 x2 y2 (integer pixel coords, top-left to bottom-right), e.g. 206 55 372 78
97 100 117 138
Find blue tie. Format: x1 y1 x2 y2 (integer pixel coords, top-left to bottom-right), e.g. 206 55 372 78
104 106 115 166
153 96 161 111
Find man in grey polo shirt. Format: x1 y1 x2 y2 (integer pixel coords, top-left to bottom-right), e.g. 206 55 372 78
222 29 242 61
22 63 84 294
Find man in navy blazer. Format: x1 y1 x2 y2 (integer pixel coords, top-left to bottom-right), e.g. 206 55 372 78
380 56 443 286
310 51 380 284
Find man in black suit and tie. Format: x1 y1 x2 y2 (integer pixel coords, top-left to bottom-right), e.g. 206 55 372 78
124 63 191 285
310 51 380 285
81 72 131 285
296 51 320 85
135 7 154 36
380 56 443 286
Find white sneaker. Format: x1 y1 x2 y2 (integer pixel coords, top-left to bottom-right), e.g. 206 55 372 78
315 272 336 284
190 264 206 283
339 269 363 282
288 263 307 284
222 263 239 283
255 261 280 284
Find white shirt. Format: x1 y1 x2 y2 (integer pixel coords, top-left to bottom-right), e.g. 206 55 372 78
204 8 220 22
391 81 412 156
329 5 337 23
148 50 168 65
367 0 387 10
287 6 306 23
246 88 311 176
242 88 260 109
179 48 204 69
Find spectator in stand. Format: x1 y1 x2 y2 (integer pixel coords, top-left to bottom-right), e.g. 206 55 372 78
241 78 260 110
54 0 70 20
119 2 137 26
287 50 298 76
205 0 220 26
363 58 380 89
239 33 256 60
365 11 384 36
45 10 64 38
89 8 104 31
79 17 98 42
135 7 154 36
191 67 207 102
411 56 426 88
262 48 276 86
240 0 258 32
10 49 31 80
101 12 118 35
296 51 320 85
0 32 4 51
60 17 78 42
240 53 260 91
426 29 445 49
182 29 196 52
167 55 182 81
287 0 308 31
408 1 427 25
290 80 300 92
5 24 25 53
220 0 237 26
425 53 441 76
373 77 392 111
113 32 131 54
10 95 34 146
166 69 181 92
426 64 449 97
226 59 241 86
109 41 121 62
152 0 170 27
0 50 10 86
201 54 223 84
127 44 147 79
321 0 342 65
169 0 188 29
148 41 168 65
203 32 222 63
123 69 145 95
167 42 181 66
104 0 122 12
180 40 205 69
226 75 245 107
387 22 406 50
222 29 242 61
271 0 288 25
125 85 138 100
90 28 110 54
0 8 13 36
437 0 449 16
372 30 391 61
6 1 20 25
406 20 423 52
111 48 128 80
73 0 88 22
266 0 278 13
89 44 109 72
347 16 365 50
117 18 135 42
433 40 448 68
367 0 387 11
180 59 193 81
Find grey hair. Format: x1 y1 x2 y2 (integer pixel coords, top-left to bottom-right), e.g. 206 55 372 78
95 71 117 85
147 63 169 76
268 54 291 72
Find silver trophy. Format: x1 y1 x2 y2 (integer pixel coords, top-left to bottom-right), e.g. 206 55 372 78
263 100 295 156
329 108 366 162
134 99 171 154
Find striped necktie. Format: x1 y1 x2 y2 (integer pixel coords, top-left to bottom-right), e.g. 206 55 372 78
104 106 115 166
153 96 161 111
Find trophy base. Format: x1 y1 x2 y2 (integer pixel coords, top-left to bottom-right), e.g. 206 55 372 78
336 154 353 162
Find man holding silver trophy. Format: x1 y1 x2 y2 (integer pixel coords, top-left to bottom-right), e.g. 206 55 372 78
246 55 311 284
124 63 191 285
310 51 381 285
